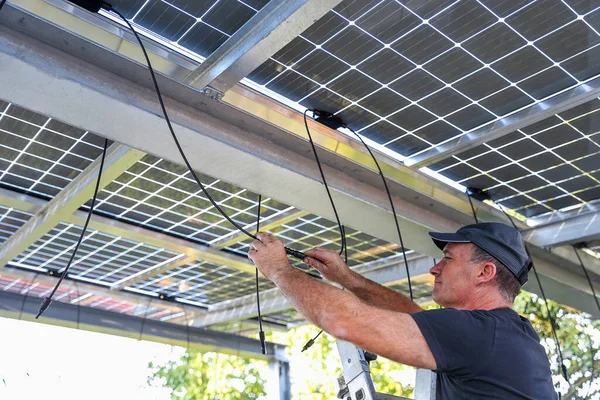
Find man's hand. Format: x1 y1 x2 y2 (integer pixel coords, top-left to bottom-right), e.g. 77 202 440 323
248 232 292 281
303 247 355 285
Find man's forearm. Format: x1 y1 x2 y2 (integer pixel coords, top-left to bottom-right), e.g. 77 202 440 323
342 271 422 313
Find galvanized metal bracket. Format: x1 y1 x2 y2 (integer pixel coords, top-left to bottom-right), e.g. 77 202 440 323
200 86 224 101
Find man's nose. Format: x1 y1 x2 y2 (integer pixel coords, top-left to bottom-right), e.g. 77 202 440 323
430 260 441 276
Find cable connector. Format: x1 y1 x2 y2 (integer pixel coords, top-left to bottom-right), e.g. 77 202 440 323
285 247 306 261
466 187 491 202
35 297 53 319
67 0 112 13
301 329 323 352
312 110 347 130
259 331 266 355
301 338 315 352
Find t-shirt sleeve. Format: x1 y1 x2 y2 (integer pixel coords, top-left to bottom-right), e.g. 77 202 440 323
411 308 496 376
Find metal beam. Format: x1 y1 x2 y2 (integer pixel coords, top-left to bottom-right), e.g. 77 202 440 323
0 143 145 267
0 288 285 360
1 9 599 315
183 0 341 94
523 211 600 248
404 76 600 168
194 256 436 328
0 265 187 314
109 255 197 290
212 209 309 249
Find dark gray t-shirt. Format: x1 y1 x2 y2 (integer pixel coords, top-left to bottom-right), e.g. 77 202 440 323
411 308 557 399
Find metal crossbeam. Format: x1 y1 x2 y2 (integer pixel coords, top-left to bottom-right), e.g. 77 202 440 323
0 143 145 267
109 255 198 290
0 288 285 360
523 211 600 248
193 256 436 328
183 0 342 94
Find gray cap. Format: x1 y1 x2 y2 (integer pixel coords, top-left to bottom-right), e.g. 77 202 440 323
429 222 531 285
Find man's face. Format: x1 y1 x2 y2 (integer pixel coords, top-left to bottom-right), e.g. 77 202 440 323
429 243 477 308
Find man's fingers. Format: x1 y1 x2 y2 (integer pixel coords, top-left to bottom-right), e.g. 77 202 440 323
303 256 328 272
256 232 275 242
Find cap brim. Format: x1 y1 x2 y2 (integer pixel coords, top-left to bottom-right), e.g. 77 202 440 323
428 232 471 251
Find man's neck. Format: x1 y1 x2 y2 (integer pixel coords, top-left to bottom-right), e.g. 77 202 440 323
458 290 512 311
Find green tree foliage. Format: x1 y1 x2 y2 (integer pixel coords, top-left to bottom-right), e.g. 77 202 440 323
149 292 598 399
148 351 267 399
513 292 599 399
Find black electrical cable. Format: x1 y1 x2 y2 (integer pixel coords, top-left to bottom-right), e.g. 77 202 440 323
572 246 600 313
106 6 305 261
344 125 414 301
301 225 348 352
19 273 41 322
498 205 568 383
572 245 600 400
467 194 479 224
35 138 109 319
255 194 266 355
303 110 345 256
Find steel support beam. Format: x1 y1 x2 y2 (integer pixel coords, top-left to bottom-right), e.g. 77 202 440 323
0 266 187 314
404 77 600 168
1 8 599 315
0 143 145 267
194 256 436 328
109 255 197 290
183 0 341 94
0 288 285 360
523 211 600 248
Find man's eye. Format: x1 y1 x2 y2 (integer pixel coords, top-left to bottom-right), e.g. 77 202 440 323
444 256 452 261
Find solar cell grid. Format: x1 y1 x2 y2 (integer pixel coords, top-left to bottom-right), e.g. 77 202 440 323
91 155 293 246
107 0 265 57
0 206 32 246
12 222 183 285
245 0 600 163
225 214 411 268
130 260 276 305
429 98 600 218
0 101 109 199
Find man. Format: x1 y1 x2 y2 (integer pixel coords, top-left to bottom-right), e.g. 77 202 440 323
249 222 557 399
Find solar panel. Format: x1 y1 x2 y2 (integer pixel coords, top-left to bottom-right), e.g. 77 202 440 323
429 98 600 218
91 154 292 246
225 214 412 267
129 260 276 306
107 0 268 58
245 0 600 162
12 222 183 285
0 206 32 246
0 100 110 199
0 273 182 321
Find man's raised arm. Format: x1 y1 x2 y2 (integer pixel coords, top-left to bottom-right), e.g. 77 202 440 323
303 248 423 314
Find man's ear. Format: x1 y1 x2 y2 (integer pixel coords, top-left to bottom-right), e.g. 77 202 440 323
478 262 497 284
